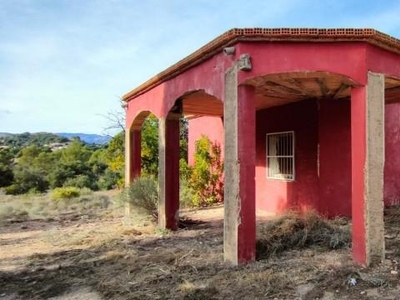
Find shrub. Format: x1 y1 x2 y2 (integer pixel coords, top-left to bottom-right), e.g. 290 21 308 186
124 177 158 219
51 187 81 200
181 136 224 207
179 180 196 208
4 184 23 195
63 174 98 190
98 169 121 190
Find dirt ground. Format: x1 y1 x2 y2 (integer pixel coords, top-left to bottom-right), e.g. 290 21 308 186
1 206 400 300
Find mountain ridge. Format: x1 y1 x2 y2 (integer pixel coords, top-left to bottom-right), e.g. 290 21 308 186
56 132 111 144
0 132 112 145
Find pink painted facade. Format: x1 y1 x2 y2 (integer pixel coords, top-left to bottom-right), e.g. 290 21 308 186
124 28 400 266
190 98 400 216
188 116 224 165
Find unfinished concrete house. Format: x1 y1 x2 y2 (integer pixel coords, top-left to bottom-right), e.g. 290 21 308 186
123 28 400 266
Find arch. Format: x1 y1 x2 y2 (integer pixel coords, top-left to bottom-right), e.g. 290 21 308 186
125 110 159 187
129 110 157 131
157 90 224 230
165 90 224 119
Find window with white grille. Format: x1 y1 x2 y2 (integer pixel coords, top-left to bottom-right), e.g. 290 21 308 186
267 131 295 181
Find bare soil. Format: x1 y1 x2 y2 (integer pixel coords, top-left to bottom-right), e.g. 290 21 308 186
1 206 400 300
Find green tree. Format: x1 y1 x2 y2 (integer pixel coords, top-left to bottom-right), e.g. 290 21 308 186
179 118 188 162
47 140 98 190
141 115 159 177
6 145 51 194
103 132 124 187
0 148 14 188
60 138 91 164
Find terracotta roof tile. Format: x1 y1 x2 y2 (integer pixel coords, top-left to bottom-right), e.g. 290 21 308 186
123 28 400 101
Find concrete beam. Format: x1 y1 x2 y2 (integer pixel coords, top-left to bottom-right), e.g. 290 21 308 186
158 117 180 230
224 59 256 265
351 72 385 266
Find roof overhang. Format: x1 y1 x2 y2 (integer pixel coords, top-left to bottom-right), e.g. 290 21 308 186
123 28 400 102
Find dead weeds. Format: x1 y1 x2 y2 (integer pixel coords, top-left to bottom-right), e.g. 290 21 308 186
256 210 351 259
1 206 400 299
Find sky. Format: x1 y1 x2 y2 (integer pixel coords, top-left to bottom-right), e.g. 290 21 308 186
1 0 400 135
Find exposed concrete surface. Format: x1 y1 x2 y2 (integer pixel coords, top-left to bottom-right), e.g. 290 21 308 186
223 65 239 265
158 118 167 228
124 130 133 215
158 118 168 229
124 129 132 187
365 72 385 265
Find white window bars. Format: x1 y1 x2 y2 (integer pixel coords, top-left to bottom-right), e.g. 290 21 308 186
266 131 295 181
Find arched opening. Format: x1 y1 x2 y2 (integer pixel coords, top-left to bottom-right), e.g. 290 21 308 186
158 90 224 230
125 110 159 184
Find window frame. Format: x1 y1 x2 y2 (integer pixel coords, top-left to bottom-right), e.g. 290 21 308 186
266 130 295 181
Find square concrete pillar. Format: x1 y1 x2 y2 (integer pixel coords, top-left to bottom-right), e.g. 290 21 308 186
124 129 141 215
351 72 385 266
224 66 256 265
158 117 180 230
125 130 141 186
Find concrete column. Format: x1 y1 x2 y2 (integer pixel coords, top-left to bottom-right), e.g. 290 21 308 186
351 72 385 266
158 117 180 230
124 129 141 215
224 62 256 265
124 130 141 186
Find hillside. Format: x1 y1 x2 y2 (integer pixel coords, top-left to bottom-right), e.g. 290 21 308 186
56 132 111 144
0 132 111 147
0 132 69 148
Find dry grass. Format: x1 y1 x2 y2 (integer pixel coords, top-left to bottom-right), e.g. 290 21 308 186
0 189 123 223
256 210 351 259
384 205 400 258
1 203 400 299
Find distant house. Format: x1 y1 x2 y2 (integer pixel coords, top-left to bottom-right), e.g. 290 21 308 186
123 28 400 266
46 142 70 151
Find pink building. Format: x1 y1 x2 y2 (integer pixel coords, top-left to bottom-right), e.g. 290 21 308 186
123 28 400 266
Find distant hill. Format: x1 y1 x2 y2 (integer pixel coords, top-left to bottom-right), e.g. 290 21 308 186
56 133 111 144
0 132 112 148
0 132 14 138
0 132 69 148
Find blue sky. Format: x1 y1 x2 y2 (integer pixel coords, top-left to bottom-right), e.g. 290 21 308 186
1 0 400 135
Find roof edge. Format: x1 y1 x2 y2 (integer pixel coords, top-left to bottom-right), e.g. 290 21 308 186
123 28 400 101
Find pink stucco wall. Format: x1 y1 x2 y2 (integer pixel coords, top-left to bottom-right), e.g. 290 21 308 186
187 98 400 217
255 100 320 214
385 103 400 206
318 98 352 217
188 116 224 165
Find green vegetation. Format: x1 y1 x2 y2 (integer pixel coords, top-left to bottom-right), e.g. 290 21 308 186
123 177 158 219
0 134 123 195
1 117 224 211
180 135 224 207
51 186 81 200
0 132 69 148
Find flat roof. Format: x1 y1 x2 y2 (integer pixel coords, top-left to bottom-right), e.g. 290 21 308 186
123 28 400 101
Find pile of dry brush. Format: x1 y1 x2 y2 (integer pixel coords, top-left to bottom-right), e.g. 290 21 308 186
257 211 351 259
